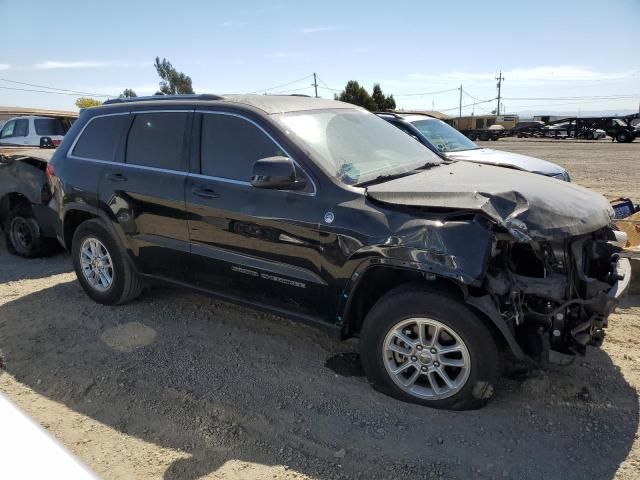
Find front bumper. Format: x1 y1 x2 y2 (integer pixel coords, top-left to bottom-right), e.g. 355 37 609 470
556 256 631 353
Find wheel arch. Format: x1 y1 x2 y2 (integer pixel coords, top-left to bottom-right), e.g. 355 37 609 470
0 192 31 225
341 264 524 360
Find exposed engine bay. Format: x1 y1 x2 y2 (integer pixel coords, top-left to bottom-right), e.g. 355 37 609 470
483 228 629 357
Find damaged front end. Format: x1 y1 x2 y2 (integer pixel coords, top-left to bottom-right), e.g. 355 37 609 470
484 228 630 357
365 161 632 360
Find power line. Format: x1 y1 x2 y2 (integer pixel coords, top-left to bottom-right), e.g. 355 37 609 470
0 85 104 97
394 88 459 97
507 97 640 109
0 77 112 97
315 75 340 93
502 94 638 101
437 98 496 112
247 74 314 94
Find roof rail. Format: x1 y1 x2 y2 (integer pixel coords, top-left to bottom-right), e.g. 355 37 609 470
103 94 224 105
373 111 403 119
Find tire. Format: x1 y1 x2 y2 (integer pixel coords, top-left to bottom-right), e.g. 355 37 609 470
479 132 490 141
359 286 499 410
71 219 144 305
4 204 55 258
585 131 594 140
467 133 477 141
616 131 630 143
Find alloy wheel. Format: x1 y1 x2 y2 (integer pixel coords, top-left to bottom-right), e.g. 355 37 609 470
382 317 471 400
80 237 114 292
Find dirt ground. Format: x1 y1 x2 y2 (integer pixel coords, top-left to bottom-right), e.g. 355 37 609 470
1 139 639 480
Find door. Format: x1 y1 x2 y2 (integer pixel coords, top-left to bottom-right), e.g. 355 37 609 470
98 110 192 280
185 112 329 320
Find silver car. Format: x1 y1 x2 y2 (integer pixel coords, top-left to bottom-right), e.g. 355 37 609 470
378 112 571 181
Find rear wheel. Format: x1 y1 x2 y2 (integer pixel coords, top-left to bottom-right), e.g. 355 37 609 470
467 133 477 141
4 204 55 258
72 219 144 305
359 287 499 410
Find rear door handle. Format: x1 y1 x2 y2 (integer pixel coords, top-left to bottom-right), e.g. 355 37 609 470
106 172 127 182
192 186 219 199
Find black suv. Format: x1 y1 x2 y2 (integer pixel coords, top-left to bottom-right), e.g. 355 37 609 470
48 94 630 410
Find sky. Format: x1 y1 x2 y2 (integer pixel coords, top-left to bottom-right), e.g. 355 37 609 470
0 0 638 116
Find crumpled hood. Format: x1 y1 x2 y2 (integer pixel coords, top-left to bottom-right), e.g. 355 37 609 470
444 148 565 177
366 162 613 240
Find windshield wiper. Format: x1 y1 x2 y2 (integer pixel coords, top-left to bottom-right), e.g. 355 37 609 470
354 170 420 187
415 161 442 170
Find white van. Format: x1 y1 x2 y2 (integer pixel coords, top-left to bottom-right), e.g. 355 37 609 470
0 116 66 147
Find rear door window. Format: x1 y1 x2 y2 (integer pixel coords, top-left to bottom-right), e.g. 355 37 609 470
126 112 188 171
34 118 65 135
72 114 128 161
201 114 285 181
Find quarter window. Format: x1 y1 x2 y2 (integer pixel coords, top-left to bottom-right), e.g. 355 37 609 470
34 118 65 135
126 112 188 171
201 114 285 181
72 115 128 162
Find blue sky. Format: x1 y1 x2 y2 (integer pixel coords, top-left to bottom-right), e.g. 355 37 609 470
1 0 638 115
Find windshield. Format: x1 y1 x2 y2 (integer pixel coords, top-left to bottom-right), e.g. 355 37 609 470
275 109 441 185
410 119 478 153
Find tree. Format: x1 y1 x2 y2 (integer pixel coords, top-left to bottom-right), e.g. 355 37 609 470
120 88 137 98
75 97 102 109
371 83 396 111
335 80 377 111
154 57 194 94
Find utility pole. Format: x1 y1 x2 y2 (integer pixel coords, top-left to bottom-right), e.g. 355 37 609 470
312 73 318 98
495 71 504 115
458 84 463 118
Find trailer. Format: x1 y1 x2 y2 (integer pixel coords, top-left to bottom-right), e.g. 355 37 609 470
446 114 519 141
513 114 639 142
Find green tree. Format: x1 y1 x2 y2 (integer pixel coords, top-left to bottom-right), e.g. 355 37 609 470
120 88 137 98
75 97 102 109
371 83 396 111
154 57 194 94
334 80 377 111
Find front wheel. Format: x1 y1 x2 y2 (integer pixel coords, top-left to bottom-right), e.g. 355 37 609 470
359 287 499 410
616 131 630 143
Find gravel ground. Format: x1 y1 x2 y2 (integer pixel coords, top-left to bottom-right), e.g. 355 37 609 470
1 140 639 480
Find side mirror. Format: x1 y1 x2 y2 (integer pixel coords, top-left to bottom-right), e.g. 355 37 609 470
250 156 306 190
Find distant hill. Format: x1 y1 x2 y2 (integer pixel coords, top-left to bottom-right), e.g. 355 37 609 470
516 109 638 119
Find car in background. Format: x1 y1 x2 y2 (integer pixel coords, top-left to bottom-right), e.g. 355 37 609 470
0 116 66 147
377 112 570 181
0 148 58 257
543 122 606 140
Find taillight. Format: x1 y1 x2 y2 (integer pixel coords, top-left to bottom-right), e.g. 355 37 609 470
46 163 55 181
52 139 61 146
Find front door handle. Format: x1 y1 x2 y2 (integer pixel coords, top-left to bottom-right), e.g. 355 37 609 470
192 186 219 199
106 172 127 182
